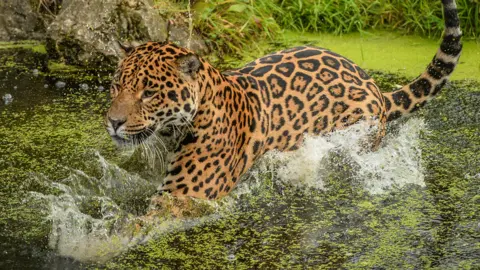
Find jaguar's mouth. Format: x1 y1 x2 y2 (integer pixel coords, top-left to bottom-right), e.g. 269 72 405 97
109 125 182 147
110 135 130 146
110 127 156 146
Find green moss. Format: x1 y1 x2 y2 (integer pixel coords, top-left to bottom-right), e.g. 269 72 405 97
45 60 112 81
47 61 82 72
0 41 47 54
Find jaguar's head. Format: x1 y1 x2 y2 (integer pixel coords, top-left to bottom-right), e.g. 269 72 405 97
106 42 203 146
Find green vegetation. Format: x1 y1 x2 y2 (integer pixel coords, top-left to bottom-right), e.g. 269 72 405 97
276 0 480 38
0 87 116 264
215 31 480 81
192 0 282 53
0 91 114 182
0 41 46 54
0 43 48 74
47 60 80 72
100 75 480 270
154 0 480 54
153 0 282 53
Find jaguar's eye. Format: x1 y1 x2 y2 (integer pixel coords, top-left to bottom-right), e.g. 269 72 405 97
142 90 156 99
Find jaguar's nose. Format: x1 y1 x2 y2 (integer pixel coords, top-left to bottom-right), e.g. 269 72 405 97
108 117 126 132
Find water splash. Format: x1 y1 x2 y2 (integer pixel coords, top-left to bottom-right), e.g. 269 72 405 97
252 118 426 193
27 118 426 263
27 154 219 263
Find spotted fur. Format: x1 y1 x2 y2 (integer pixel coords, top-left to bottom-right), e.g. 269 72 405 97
106 0 462 200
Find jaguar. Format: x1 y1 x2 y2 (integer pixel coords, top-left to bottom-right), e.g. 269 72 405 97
106 0 462 200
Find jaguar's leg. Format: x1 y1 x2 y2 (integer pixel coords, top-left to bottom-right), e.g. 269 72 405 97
370 113 387 151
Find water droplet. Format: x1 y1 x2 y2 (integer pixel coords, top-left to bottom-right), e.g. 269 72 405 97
2 93 13 105
97 86 105 91
55 81 66 89
13 86 17 90
44 84 49 88
227 254 235 261
32 69 39 76
79 83 89 90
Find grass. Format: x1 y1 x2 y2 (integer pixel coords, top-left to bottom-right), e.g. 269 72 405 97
276 0 480 38
155 0 479 56
191 0 282 53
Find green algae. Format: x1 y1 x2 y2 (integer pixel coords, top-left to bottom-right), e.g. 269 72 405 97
0 41 112 81
104 74 480 269
0 41 47 54
0 91 116 180
0 87 119 266
0 41 48 74
218 31 480 81
47 61 82 72
1 32 479 268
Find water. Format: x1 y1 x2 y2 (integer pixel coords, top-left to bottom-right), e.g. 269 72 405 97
261 119 425 193
1 48 479 269
23 118 425 265
27 154 209 263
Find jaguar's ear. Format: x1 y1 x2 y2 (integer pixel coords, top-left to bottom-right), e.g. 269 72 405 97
115 41 135 58
176 53 201 79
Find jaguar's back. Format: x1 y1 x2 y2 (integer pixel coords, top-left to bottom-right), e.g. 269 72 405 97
223 46 386 153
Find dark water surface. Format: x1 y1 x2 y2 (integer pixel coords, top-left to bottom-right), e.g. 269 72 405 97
1 48 479 269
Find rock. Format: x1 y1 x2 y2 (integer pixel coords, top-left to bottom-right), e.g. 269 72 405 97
46 0 207 67
0 1 45 41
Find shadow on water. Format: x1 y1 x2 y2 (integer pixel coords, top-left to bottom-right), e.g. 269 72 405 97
0 46 479 269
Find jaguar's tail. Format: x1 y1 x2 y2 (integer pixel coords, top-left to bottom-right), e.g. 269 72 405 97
383 0 462 121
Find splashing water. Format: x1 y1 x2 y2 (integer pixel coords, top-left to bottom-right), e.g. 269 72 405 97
27 155 150 262
27 154 219 263
250 117 426 193
27 118 426 263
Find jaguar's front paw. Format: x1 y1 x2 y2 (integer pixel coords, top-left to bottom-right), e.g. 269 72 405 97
145 193 216 219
